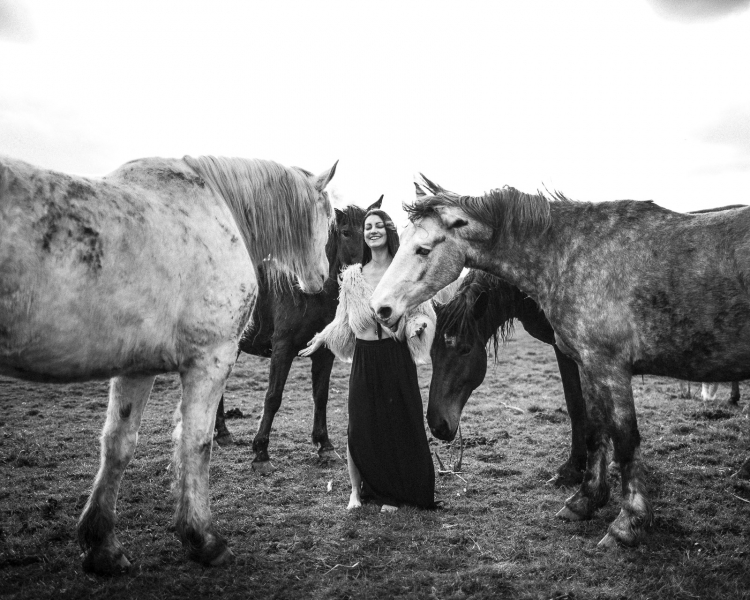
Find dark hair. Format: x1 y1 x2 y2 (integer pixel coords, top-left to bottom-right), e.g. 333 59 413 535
361 209 399 266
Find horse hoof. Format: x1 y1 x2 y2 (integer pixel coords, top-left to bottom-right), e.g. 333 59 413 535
251 460 276 474
597 532 619 549
215 433 234 447
556 505 586 521
547 472 583 488
82 547 132 575
209 546 234 567
318 449 340 462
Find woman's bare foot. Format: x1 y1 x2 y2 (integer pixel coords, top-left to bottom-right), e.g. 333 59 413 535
347 492 362 510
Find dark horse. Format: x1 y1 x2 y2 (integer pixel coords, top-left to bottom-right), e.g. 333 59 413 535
372 177 750 548
215 197 381 472
430 269 587 486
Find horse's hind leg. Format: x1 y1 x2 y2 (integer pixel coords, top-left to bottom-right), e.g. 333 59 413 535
311 349 337 461
214 395 234 446
78 375 154 574
549 346 586 487
252 341 296 473
173 347 235 566
729 381 740 405
701 383 719 401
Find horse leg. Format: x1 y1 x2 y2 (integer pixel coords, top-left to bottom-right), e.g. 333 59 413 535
214 395 234 446
252 342 296 473
728 381 740 406
701 383 719 402
173 348 235 566
549 345 586 487
78 375 154 574
311 349 337 461
556 367 612 522
597 374 653 548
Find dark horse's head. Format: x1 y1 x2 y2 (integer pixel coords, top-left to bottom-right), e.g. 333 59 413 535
328 195 383 278
427 271 514 441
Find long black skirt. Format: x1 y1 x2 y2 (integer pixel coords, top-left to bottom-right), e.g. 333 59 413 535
348 337 436 509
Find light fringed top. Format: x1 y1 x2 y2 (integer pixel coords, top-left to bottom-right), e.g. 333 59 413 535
316 264 435 364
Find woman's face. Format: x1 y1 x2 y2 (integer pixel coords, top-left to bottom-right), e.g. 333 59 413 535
364 214 387 250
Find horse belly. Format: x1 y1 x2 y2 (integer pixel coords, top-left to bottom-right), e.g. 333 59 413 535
0 167 256 383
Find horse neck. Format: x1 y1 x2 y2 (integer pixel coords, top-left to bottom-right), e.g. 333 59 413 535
469 204 571 310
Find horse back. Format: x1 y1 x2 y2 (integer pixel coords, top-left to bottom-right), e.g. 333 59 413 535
0 156 256 382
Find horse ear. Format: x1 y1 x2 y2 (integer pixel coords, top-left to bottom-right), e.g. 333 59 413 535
418 173 444 195
438 206 469 230
472 291 489 320
334 207 345 221
414 182 428 199
366 195 383 211
315 160 338 192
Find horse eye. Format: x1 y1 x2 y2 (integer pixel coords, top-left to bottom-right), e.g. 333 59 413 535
341 231 351 238
416 247 431 256
457 344 472 356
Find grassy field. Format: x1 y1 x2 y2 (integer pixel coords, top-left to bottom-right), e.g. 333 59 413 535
1 328 749 600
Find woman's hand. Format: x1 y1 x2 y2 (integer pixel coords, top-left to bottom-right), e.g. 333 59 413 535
410 322 427 339
298 336 324 357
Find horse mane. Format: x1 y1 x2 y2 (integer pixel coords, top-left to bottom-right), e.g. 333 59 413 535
405 184 562 243
436 270 518 360
183 156 333 289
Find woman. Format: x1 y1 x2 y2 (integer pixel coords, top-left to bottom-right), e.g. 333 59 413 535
299 208 436 511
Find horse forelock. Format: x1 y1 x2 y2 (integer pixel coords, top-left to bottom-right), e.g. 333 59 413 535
437 270 516 360
327 204 367 274
405 186 554 243
183 156 332 288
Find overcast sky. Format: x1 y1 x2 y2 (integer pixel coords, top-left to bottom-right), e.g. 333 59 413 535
2 0 749 226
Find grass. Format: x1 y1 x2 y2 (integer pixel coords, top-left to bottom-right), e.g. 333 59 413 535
1 329 749 599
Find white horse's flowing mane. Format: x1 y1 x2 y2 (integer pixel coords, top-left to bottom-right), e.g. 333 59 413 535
184 155 332 288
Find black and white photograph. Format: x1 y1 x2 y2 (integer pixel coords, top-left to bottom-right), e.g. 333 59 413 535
1 1 749 598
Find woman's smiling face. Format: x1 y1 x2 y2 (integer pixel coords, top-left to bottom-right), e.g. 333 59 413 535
364 214 387 249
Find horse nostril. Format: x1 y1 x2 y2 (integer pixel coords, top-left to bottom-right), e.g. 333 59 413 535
378 306 392 320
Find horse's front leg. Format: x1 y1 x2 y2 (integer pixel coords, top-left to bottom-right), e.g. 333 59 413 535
78 375 154 574
549 345 586 487
598 373 653 548
251 341 296 473
556 364 615 522
311 348 337 460
174 347 235 566
565 364 652 548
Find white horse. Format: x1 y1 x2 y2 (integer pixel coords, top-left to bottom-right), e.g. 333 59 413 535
0 154 336 573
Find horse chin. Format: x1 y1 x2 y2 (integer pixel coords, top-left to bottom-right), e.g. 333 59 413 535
429 423 458 442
